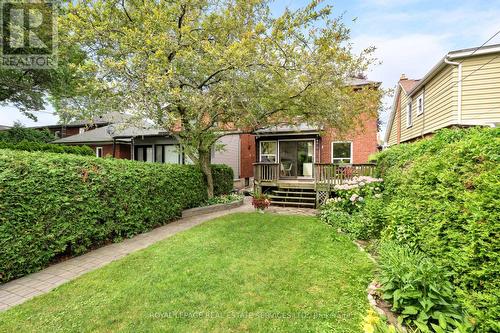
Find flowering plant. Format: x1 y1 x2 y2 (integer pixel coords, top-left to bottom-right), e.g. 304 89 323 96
322 176 384 214
252 193 271 211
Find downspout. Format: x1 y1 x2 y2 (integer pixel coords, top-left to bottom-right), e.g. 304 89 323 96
444 57 462 125
131 137 135 160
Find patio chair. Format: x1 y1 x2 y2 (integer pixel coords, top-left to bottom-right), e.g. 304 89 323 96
280 162 293 177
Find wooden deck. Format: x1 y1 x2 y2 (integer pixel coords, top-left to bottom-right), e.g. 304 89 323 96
253 163 377 207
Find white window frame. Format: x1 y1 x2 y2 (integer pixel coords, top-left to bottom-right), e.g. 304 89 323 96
416 94 424 116
331 141 353 164
259 140 278 163
406 102 413 128
96 147 103 158
79 127 85 134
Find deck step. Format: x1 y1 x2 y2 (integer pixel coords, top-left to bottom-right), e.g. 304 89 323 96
270 201 315 207
272 190 316 196
267 186 318 208
269 195 316 201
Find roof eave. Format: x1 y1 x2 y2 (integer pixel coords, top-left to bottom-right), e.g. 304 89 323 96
407 56 447 97
407 44 500 97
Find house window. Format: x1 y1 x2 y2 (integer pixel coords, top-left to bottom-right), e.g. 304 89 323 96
416 94 424 116
96 147 103 158
135 146 154 162
165 145 181 164
79 127 85 134
331 142 352 164
259 141 277 163
406 103 413 128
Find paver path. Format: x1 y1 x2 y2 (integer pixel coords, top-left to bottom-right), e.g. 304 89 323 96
0 201 253 312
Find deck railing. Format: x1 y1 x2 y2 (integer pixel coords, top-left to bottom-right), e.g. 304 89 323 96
254 162 376 186
253 163 280 182
314 163 376 187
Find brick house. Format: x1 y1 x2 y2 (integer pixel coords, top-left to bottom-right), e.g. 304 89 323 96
252 78 380 207
53 123 255 187
49 76 378 198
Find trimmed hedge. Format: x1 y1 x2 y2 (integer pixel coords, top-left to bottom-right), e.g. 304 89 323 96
376 128 500 332
212 164 234 196
0 140 94 156
0 149 213 283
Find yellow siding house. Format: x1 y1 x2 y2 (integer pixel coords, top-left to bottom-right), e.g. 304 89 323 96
385 44 500 146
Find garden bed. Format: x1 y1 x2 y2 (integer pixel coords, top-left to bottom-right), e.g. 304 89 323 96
182 196 244 218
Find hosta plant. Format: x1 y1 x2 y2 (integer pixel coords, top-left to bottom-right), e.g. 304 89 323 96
377 242 473 332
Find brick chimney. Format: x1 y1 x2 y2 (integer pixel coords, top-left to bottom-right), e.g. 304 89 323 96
400 74 407 81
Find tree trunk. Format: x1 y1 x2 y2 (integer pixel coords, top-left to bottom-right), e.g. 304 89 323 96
198 148 214 198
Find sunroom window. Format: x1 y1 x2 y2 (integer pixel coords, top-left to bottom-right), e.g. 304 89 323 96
260 141 277 163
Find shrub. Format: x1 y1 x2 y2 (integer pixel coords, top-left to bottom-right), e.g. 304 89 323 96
319 176 386 240
349 197 386 240
376 128 500 331
211 164 234 196
378 242 472 332
0 149 208 283
0 122 55 143
0 140 94 156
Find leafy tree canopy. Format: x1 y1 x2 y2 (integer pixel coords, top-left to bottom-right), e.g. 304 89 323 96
0 0 87 121
59 0 382 196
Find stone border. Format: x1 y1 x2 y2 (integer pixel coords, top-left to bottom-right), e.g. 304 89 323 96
182 199 244 218
353 240 407 332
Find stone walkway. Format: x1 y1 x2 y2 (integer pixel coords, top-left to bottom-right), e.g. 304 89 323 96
0 202 253 312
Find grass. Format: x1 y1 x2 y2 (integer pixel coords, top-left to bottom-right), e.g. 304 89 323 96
0 213 374 332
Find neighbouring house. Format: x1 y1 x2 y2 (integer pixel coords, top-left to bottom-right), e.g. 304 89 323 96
52 123 255 188
0 125 11 131
385 44 500 146
32 112 129 139
253 78 381 207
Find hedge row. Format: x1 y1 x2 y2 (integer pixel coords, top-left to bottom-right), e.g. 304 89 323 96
212 164 234 196
0 149 233 283
0 140 94 156
0 124 55 143
375 128 500 332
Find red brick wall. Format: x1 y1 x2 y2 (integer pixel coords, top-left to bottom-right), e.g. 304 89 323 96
64 127 81 137
319 114 378 164
239 134 255 178
89 144 131 159
47 126 82 138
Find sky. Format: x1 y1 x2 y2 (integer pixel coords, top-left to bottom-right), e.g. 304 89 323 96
2 0 500 136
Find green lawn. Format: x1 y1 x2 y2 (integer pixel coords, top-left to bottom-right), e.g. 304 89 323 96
0 213 373 332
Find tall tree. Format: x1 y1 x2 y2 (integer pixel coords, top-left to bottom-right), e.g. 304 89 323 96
60 0 381 197
0 1 86 121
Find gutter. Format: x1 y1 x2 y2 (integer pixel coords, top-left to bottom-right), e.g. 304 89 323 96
444 57 462 124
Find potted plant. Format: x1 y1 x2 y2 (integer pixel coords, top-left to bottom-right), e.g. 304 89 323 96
252 193 271 212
